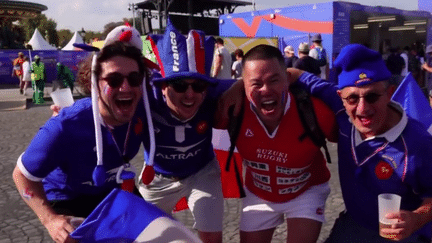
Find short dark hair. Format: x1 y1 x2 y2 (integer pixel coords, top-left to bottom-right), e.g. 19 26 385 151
242 44 285 68
215 37 224 45
78 41 148 94
234 49 244 58
94 41 147 79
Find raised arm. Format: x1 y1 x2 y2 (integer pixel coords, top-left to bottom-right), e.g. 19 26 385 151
288 68 343 113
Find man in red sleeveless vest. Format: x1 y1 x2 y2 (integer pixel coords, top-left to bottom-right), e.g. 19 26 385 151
220 44 338 243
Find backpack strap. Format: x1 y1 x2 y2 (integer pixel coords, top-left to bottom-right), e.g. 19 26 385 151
225 99 246 198
290 83 332 163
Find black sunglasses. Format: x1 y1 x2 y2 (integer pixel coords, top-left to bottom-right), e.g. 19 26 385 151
342 92 383 106
100 72 143 88
168 80 209 93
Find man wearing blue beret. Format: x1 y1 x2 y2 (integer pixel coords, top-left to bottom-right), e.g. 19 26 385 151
290 44 432 242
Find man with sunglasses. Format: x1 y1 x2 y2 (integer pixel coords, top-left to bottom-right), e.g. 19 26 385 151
137 21 238 243
291 44 432 242
13 41 149 243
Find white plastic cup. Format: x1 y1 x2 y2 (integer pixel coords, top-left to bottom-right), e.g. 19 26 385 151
378 193 401 239
50 88 74 108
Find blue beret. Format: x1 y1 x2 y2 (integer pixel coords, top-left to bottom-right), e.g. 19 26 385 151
334 44 391 89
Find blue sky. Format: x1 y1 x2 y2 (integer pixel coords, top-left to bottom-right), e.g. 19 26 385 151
25 0 419 33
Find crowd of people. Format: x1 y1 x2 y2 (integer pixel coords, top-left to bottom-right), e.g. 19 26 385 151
11 21 432 243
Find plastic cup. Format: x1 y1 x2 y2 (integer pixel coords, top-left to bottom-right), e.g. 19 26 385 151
378 193 401 239
50 88 74 108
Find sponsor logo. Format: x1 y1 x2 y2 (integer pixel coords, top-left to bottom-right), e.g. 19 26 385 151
256 148 288 163
253 180 272 192
245 129 254 137
170 31 180 72
276 172 310 185
244 159 269 171
375 161 393 180
156 149 201 160
158 138 206 153
276 164 310 175
251 172 270 184
279 182 307 195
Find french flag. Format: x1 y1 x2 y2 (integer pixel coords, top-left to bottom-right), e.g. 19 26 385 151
70 189 202 242
391 73 432 134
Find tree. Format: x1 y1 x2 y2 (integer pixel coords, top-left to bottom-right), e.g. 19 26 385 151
20 14 59 47
57 29 73 48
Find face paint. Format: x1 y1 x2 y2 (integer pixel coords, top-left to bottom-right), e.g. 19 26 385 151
103 84 111 95
22 188 33 200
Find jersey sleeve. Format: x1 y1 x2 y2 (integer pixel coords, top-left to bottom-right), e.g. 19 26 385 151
297 72 344 114
19 118 66 181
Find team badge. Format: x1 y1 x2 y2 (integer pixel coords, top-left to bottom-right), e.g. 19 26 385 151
196 121 208 134
316 207 324 215
375 161 393 180
134 118 143 135
355 72 372 86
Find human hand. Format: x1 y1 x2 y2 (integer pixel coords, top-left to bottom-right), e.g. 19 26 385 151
50 105 61 117
44 215 77 243
380 210 422 241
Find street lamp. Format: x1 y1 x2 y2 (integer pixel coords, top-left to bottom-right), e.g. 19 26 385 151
128 3 138 29
78 27 86 43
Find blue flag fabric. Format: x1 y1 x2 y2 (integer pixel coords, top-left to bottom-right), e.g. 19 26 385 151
391 73 432 134
70 189 202 242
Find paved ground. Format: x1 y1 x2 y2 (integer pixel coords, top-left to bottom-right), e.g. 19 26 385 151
0 85 344 242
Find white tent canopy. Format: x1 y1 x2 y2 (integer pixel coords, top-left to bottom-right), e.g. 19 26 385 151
27 28 57 50
62 31 84 50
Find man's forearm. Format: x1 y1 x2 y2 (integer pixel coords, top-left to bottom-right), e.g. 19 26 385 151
12 166 58 225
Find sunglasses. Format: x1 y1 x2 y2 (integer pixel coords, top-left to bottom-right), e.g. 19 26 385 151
168 80 209 93
100 72 144 88
342 92 383 106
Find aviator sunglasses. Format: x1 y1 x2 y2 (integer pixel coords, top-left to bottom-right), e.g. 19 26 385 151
100 72 144 88
342 92 384 106
168 80 209 93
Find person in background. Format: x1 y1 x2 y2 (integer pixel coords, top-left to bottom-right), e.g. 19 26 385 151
13 41 149 243
309 34 329 79
421 45 432 107
212 37 232 79
292 43 432 243
283 45 298 68
294 42 321 76
232 48 244 79
216 44 338 243
12 52 25 94
21 56 31 96
31 55 46 104
56 62 75 91
386 47 405 76
400 46 409 77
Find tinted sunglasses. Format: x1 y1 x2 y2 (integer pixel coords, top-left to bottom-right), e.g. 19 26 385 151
342 92 383 106
100 72 143 88
168 80 209 93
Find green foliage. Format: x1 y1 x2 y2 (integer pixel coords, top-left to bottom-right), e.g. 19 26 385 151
19 14 59 47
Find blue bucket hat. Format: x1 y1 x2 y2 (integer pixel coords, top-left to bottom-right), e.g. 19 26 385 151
334 44 391 89
147 19 218 85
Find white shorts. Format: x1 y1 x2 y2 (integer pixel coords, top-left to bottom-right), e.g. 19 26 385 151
240 182 330 232
138 158 223 232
